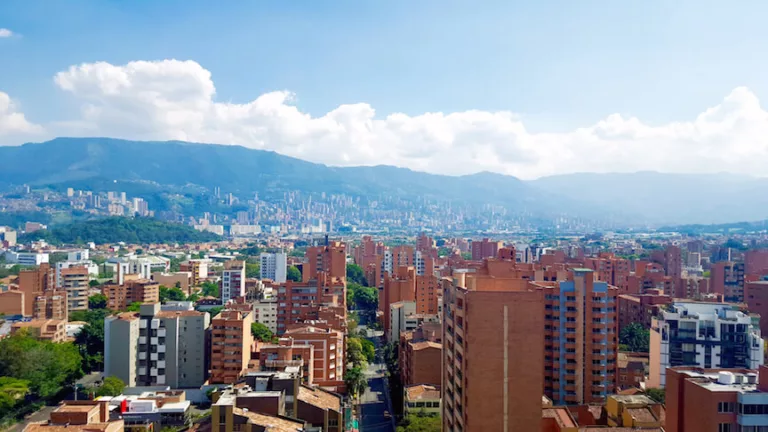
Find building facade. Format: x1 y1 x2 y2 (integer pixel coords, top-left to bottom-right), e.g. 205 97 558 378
209 309 254 384
649 302 764 387
104 303 210 388
260 252 287 283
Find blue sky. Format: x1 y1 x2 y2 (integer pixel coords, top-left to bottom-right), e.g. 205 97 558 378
2 0 768 178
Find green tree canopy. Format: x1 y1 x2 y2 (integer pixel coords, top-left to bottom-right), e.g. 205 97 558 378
0 333 83 399
348 283 378 311
619 322 650 353
343 366 367 399
245 263 261 279
88 293 108 310
73 308 112 372
159 286 186 303
347 338 367 368
0 377 30 416
201 281 219 298
346 264 367 286
251 322 274 343
287 266 301 282
396 411 441 432
645 387 665 404
96 376 125 397
126 302 142 312
360 338 375 363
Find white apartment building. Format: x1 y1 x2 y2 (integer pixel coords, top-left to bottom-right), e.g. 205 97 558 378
650 302 764 387
252 299 278 333
104 303 210 388
259 252 287 283
221 261 245 304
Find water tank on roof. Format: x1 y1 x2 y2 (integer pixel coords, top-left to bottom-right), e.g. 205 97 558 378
735 374 745 384
747 373 758 384
719 371 736 385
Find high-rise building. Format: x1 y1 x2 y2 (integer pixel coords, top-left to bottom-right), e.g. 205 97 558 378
470 238 503 261
442 271 544 431
18 263 54 317
649 302 764 387
209 309 254 384
103 279 160 310
283 326 344 389
666 366 768 432
710 262 746 302
537 269 619 405
221 260 246 304
33 290 68 321
304 242 346 281
746 249 768 276
60 266 89 311
260 252 287 283
104 303 210 388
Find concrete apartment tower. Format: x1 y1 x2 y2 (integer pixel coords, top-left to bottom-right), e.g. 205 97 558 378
104 303 210 388
221 260 246 304
260 252 287 283
442 271 545 432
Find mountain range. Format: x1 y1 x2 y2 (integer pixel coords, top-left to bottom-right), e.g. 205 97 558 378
1 137 767 226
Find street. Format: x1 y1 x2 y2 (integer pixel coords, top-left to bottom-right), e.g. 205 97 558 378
359 367 395 432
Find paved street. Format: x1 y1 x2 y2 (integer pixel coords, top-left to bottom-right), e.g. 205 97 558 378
5 406 56 432
359 373 395 432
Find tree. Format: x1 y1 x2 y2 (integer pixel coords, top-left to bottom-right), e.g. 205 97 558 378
346 264 367 286
343 367 367 399
74 309 111 372
396 411 441 432
251 322 274 343
88 294 108 310
0 333 83 399
287 266 301 282
89 279 101 287
187 292 200 303
245 263 261 279
619 322 650 353
360 338 375 363
347 338 367 368
645 387 665 404
201 281 219 298
0 377 30 416
96 376 125 397
126 302 142 312
159 286 186 303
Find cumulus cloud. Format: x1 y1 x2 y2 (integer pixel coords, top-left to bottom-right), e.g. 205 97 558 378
0 92 44 138
51 59 768 179
0 29 14 38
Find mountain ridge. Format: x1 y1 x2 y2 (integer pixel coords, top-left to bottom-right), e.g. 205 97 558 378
2 137 766 225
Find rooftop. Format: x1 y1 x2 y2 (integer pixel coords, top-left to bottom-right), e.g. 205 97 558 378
404 384 440 401
233 408 304 432
297 386 341 411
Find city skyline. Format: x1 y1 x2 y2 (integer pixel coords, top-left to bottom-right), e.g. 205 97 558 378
3 2 768 179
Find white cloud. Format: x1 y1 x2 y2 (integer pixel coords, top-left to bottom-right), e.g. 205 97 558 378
51 59 768 179
0 91 44 138
0 29 14 38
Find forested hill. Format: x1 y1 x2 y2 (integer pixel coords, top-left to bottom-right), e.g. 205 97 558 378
19 217 220 245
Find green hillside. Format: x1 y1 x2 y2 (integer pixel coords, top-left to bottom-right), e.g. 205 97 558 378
19 217 219 245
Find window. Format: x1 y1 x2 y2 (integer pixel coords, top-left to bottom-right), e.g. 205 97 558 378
718 402 735 413
718 424 732 432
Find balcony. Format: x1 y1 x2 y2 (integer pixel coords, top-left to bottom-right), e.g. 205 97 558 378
151 337 159 345
138 367 147 375
157 345 166 353
150 319 160 329
150 353 158 361
138 352 147 360
139 336 147 344
157 360 166 368
139 320 147 329
158 328 166 337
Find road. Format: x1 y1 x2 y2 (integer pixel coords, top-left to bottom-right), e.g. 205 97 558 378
359 364 395 432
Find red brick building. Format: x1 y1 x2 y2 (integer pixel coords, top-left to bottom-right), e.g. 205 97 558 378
666 366 768 432
443 272 544 431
